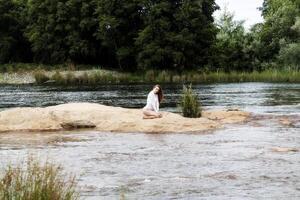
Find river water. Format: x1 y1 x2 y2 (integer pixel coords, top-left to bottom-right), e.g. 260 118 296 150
0 83 299 199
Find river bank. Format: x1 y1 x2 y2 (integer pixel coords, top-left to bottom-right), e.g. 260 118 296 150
0 63 299 84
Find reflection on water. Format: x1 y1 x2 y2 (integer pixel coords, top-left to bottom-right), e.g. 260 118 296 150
0 83 299 199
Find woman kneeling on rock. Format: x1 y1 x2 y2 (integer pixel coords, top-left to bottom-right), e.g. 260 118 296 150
142 84 163 119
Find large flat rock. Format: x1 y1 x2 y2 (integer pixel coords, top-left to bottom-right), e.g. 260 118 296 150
0 103 250 133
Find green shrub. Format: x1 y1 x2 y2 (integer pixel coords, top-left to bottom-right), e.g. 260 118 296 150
278 43 300 70
65 72 76 84
144 70 156 82
77 72 89 85
51 71 64 85
30 68 300 85
178 84 202 118
0 158 79 200
34 70 50 84
156 70 171 83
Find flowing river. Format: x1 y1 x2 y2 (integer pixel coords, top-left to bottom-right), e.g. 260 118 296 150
0 83 299 199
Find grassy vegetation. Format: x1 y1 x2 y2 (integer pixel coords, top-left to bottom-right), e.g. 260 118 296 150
1 63 300 84
33 70 50 84
0 157 79 200
178 84 202 118
33 69 300 85
0 63 91 73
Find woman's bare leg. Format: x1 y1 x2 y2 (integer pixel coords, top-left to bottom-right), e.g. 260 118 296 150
143 115 157 119
142 109 162 119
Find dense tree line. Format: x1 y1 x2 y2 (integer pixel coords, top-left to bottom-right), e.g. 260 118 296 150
0 0 299 71
0 0 31 63
212 0 300 71
0 0 218 71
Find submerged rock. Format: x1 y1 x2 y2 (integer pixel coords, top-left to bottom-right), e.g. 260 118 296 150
278 118 295 127
0 103 250 133
60 120 96 130
271 147 299 153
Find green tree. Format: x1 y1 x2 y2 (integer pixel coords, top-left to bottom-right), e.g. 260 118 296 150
258 0 299 63
26 0 67 63
25 0 101 64
64 0 102 64
277 16 300 69
135 0 218 71
211 8 255 71
244 23 266 71
95 0 145 71
0 0 31 64
278 43 300 70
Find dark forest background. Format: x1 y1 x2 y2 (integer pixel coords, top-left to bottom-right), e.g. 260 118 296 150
0 0 299 72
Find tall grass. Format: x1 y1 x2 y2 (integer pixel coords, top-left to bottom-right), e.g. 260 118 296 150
0 158 79 200
51 71 65 85
33 70 50 84
0 63 103 73
32 68 300 85
178 84 202 118
2 63 300 84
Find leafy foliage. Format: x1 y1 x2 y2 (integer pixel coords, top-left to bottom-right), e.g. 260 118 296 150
136 0 218 71
179 84 202 118
258 0 300 63
0 0 299 72
95 0 145 70
0 0 31 64
0 157 79 200
211 8 254 71
25 0 101 64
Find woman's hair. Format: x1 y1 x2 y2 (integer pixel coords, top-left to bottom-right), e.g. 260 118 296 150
153 84 163 103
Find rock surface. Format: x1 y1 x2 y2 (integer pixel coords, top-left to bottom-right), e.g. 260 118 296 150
60 120 96 130
271 147 299 153
0 103 250 133
278 117 295 127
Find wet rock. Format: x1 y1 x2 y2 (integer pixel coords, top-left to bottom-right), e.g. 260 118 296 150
47 136 89 144
60 120 96 130
278 118 294 127
226 107 240 112
207 172 238 180
44 80 56 84
271 147 299 153
260 175 272 180
247 121 264 127
202 110 250 124
226 175 238 180
0 102 250 133
81 185 98 192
